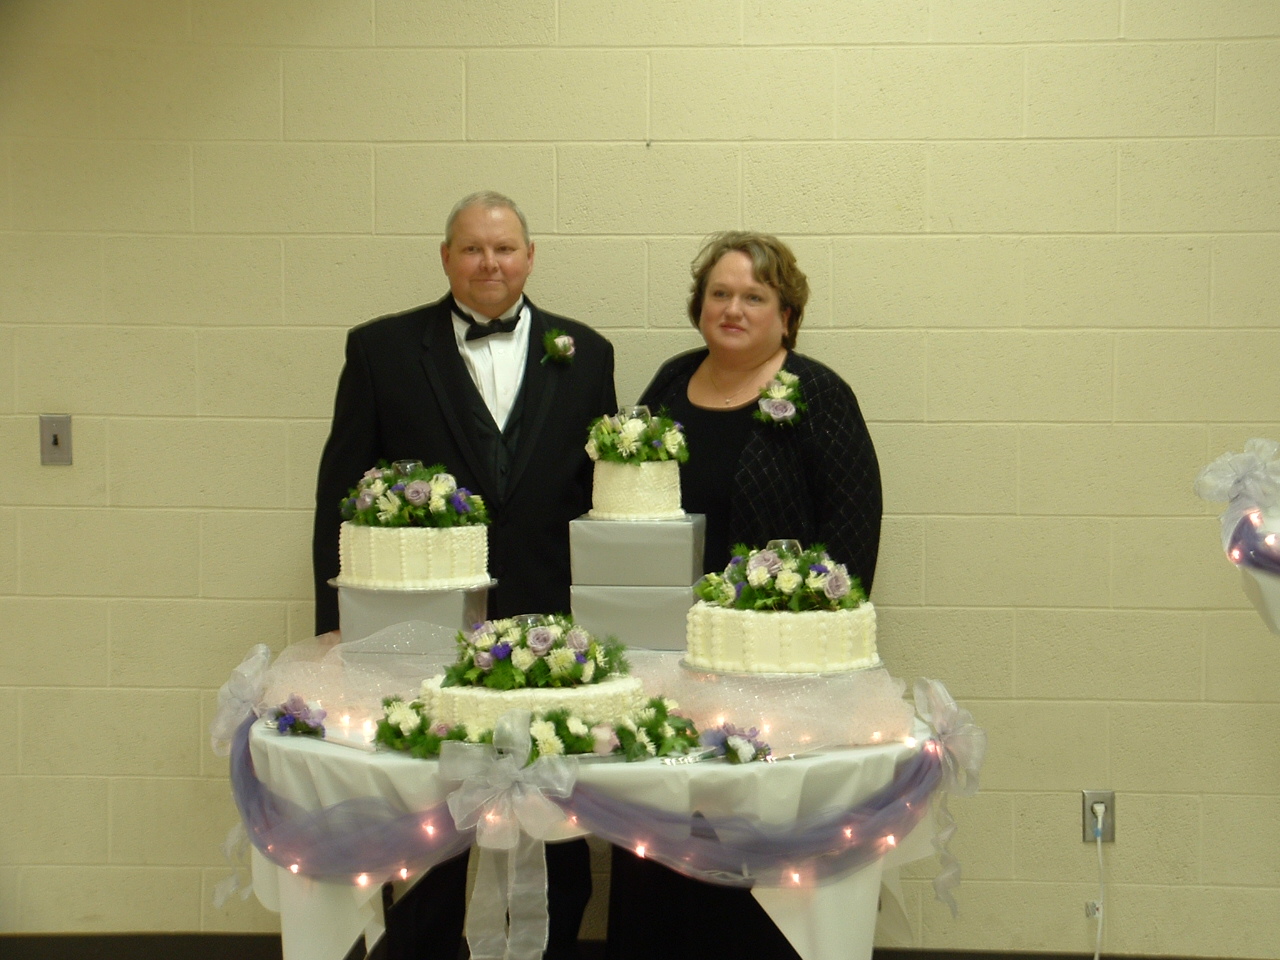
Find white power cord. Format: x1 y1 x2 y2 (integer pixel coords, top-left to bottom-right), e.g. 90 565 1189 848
1091 801 1106 960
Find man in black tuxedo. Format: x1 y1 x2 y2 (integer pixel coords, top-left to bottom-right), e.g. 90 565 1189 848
312 191 616 960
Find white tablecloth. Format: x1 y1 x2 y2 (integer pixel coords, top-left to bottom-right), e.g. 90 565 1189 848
248 721 935 960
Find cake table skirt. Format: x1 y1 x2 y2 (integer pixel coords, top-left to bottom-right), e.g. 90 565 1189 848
246 721 933 960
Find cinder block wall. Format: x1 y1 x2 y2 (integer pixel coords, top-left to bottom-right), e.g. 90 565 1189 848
2 0 1279 954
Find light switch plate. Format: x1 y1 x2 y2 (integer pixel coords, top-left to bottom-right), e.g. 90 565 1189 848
40 414 72 465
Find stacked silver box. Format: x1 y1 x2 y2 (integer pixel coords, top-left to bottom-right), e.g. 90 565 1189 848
569 514 705 650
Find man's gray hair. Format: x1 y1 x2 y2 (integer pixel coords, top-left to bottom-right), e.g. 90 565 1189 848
444 191 530 247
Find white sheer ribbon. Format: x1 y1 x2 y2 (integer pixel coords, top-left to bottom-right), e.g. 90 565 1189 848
440 711 578 960
914 678 987 916
210 644 272 757
1195 438 1280 550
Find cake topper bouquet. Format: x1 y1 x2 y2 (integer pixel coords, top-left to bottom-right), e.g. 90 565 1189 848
1195 438 1280 633
585 405 689 464
340 460 489 527
695 540 867 612
443 613 629 691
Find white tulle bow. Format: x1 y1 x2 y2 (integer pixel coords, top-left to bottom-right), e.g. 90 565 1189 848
440 710 577 960
914 678 986 799
913 678 987 916
1195 438 1280 508
209 644 272 757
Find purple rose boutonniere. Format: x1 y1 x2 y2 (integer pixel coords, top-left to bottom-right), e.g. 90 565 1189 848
542 328 575 365
755 370 805 427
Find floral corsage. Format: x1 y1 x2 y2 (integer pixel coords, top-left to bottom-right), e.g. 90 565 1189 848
269 694 326 738
542 328 575 364
700 722 771 763
755 369 805 427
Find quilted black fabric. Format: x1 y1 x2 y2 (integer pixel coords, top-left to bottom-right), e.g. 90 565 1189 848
640 349 883 595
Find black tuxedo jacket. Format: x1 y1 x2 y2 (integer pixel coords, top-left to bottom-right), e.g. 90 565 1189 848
312 295 617 634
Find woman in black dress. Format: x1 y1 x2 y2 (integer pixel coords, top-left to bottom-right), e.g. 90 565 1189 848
606 232 883 960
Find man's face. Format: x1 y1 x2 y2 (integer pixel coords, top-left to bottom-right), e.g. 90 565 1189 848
440 204 534 318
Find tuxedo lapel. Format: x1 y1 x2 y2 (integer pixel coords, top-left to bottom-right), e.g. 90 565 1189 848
504 305 560 495
417 304 501 502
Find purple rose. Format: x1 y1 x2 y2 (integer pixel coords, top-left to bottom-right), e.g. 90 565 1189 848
474 650 495 670
404 480 431 505
759 398 796 421
356 490 375 510
526 626 554 656
823 568 851 600
747 549 782 577
565 627 590 652
491 642 512 660
432 722 451 736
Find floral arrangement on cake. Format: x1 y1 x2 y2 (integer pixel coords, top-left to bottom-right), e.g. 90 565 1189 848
585 409 688 464
268 694 326 738
694 541 866 612
441 614 629 691
373 695 702 763
340 460 489 527
755 370 805 427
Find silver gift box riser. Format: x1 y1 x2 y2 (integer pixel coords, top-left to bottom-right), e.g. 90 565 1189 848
571 585 693 651
335 583 489 642
569 514 706 586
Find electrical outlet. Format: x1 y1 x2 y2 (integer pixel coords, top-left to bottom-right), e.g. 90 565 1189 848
1082 789 1115 842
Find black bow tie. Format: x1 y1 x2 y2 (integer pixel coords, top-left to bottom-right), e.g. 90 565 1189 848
463 315 520 341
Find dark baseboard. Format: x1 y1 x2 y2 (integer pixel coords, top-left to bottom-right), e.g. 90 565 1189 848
0 936 1211 960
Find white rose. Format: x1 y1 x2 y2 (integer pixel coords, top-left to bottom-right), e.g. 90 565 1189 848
621 418 646 439
662 429 683 455
747 565 771 588
585 438 599 460
428 495 446 513
776 570 802 594
429 473 456 496
567 717 589 737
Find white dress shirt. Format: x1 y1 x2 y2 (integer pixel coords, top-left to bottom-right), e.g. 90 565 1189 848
449 298 531 432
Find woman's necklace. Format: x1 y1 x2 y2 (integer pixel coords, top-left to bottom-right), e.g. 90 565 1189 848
704 349 785 407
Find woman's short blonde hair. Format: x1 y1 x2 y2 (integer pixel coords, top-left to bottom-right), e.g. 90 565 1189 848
687 232 810 350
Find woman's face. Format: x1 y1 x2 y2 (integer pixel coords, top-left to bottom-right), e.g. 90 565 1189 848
698 251 789 361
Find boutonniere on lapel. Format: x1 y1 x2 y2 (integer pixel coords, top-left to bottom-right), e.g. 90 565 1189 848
754 370 805 427
541 328 575 365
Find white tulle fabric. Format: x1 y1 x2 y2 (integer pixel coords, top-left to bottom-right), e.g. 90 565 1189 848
1195 437 1280 549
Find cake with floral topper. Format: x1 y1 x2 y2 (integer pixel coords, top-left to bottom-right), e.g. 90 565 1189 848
585 407 687 520
685 541 878 674
336 460 490 590
416 613 647 734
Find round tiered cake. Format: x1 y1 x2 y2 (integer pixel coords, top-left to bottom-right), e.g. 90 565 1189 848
419 614 642 733
337 523 488 589
589 460 683 520
684 542 879 674
585 410 687 520
334 461 490 590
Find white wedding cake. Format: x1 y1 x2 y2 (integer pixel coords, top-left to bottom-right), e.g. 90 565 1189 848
685 602 878 674
337 523 489 590
419 674 645 732
585 411 687 520
335 462 490 591
685 542 879 674
589 460 684 520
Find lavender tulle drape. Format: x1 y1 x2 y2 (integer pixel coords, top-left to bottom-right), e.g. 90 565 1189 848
230 715 471 879
230 714 943 888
